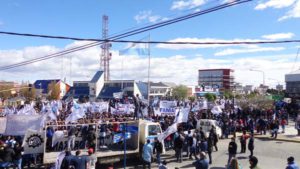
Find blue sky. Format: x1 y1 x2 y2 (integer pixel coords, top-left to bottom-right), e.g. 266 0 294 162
0 0 300 87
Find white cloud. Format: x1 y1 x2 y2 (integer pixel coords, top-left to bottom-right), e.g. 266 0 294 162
156 37 262 50
261 32 295 40
278 0 300 21
171 0 206 10
0 42 294 88
134 10 165 23
214 46 285 56
254 0 296 10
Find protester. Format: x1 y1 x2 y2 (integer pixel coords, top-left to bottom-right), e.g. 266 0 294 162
227 158 242 169
228 137 237 166
192 151 209 169
174 131 184 163
70 150 89 169
240 130 249 153
153 137 163 164
207 134 213 164
13 142 24 169
67 124 77 150
249 156 260 169
60 150 74 169
286 156 299 169
142 139 153 169
248 133 254 157
87 148 97 169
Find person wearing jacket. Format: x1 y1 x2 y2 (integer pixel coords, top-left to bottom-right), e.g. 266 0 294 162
248 134 254 157
249 156 260 169
174 132 184 163
286 156 299 169
228 137 237 166
207 135 214 164
153 137 163 164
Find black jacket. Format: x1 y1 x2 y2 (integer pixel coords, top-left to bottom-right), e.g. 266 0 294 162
154 141 163 154
248 137 254 150
174 135 184 149
228 141 237 154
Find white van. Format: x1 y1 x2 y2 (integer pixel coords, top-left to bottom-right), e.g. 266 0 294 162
196 119 222 138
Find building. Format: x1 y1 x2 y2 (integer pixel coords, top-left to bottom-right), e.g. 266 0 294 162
276 84 284 91
243 85 254 94
66 71 104 101
198 69 235 91
33 79 70 99
285 70 300 99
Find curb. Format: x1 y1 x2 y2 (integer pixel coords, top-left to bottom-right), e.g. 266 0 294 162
254 135 300 143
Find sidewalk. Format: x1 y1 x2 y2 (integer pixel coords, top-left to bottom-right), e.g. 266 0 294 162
254 121 300 143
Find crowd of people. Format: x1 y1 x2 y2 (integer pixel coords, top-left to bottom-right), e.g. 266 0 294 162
0 94 300 169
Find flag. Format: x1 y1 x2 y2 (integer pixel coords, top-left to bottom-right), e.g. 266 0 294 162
113 132 131 143
54 151 66 169
211 105 222 115
157 123 177 142
119 37 149 56
175 107 190 123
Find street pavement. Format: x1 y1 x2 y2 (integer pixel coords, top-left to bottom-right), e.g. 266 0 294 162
115 137 300 169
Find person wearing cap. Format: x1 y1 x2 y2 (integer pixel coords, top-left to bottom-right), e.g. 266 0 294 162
192 151 209 169
87 148 97 169
286 156 299 169
228 137 237 166
249 156 260 169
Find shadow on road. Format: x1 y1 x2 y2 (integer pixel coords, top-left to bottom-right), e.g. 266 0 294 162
210 167 226 169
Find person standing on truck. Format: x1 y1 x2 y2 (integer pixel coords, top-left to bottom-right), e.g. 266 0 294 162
133 94 142 120
67 123 77 151
153 137 163 164
142 139 153 169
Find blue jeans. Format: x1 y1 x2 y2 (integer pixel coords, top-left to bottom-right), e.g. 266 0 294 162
0 162 12 168
14 159 22 169
156 152 161 164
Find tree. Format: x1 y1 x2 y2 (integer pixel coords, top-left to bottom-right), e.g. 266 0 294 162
188 96 196 102
19 85 36 101
172 85 188 100
223 90 234 99
47 81 60 100
204 93 217 102
0 84 14 100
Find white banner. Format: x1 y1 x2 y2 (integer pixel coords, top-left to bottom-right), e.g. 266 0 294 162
159 100 177 115
91 102 109 113
175 107 190 123
22 129 45 154
52 131 65 147
0 118 7 134
111 103 135 115
5 115 42 135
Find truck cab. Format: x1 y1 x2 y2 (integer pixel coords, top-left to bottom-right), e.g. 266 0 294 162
196 119 222 138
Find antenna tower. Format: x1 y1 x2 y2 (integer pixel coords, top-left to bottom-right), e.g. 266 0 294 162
100 15 111 81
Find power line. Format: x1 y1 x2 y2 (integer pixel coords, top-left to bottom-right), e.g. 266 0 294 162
0 0 253 71
2 31 300 45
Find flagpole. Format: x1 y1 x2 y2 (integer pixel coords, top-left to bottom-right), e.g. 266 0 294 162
147 34 151 106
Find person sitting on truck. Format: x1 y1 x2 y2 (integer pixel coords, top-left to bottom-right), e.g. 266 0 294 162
142 139 153 169
153 137 163 164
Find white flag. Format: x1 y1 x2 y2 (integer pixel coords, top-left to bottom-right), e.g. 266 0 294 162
157 123 177 142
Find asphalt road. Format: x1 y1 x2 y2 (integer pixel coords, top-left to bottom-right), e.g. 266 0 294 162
113 138 300 169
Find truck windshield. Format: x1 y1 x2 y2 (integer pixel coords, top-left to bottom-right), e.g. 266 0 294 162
148 125 161 136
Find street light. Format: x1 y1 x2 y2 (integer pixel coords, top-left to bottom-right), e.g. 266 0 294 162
250 69 265 86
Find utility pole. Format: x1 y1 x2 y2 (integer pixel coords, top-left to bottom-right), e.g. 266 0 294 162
100 15 111 81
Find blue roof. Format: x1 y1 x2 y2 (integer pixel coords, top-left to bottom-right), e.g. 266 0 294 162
98 86 122 99
90 71 104 83
136 82 148 99
34 79 60 94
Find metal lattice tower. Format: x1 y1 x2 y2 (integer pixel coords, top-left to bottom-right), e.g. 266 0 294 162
100 15 111 81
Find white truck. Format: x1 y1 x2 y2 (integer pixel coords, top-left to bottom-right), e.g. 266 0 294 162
196 119 222 138
22 119 164 164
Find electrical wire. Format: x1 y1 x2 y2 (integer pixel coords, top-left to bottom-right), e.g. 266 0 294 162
0 0 253 71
